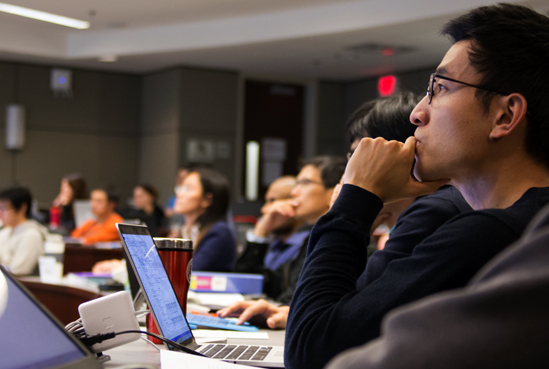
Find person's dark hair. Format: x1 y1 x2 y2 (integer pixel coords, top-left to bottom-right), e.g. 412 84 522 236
136 184 159 203
300 156 347 189
346 91 421 146
64 173 88 200
0 187 33 218
442 3 549 167
193 168 230 230
93 186 119 205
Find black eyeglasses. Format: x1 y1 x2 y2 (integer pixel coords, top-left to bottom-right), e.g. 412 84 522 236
426 73 509 104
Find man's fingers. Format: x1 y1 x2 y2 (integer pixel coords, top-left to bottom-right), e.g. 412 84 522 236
217 301 250 318
236 303 267 325
406 178 449 198
266 311 288 329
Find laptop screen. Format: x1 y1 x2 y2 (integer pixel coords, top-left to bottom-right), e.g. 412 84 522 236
117 223 194 346
0 266 99 369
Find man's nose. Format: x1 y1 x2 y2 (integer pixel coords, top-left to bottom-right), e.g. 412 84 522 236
410 95 429 127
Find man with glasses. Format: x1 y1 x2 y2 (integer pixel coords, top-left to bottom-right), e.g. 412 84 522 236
285 4 549 369
234 175 308 273
219 156 345 328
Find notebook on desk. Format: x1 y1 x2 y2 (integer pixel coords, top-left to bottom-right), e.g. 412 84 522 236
116 223 285 368
0 265 100 369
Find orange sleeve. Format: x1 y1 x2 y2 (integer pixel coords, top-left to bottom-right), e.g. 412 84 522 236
71 220 94 238
80 213 124 245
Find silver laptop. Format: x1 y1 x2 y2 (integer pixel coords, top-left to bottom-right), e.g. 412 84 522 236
73 200 93 227
0 265 100 369
116 223 285 368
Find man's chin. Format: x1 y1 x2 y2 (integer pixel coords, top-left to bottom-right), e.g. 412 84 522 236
272 224 296 237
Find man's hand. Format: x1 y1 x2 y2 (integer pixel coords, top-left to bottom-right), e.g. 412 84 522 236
344 137 448 203
254 200 297 237
217 300 289 329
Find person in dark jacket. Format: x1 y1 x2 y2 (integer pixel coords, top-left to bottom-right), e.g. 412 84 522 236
285 4 549 369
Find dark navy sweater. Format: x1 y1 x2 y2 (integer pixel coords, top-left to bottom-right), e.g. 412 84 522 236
358 185 472 288
192 221 236 272
284 185 549 369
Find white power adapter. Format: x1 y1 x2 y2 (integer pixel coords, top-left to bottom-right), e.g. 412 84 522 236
78 290 141 353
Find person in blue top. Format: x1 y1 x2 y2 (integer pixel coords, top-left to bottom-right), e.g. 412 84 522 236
174 168 235 272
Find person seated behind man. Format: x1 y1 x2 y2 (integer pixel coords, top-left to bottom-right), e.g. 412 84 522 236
343 93 471 289
0 187 48 275
71 186 123 245
173 168 236 272
234 175 309 273
220 93 467 328
121 184 165 237
285 4 549 369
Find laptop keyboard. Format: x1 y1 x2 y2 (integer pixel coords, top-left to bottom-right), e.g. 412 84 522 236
201 344 273 361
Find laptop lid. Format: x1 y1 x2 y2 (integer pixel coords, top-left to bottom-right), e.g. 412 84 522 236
0 265 100 369
72 200 93 228
116 223 197 349
117 223 285 367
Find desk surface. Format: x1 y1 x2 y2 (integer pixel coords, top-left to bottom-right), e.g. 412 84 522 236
104 329 286 368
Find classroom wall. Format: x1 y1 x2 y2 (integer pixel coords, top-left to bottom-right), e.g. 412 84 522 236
139 69 181 207
0 62 141 208
316 81 346 157
0 58 434 212
139 67 239 206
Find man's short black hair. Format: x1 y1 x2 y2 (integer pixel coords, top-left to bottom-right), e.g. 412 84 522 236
301 156 347 189
93 186 119 205
346 91 421 146
442 3 549 167
0 187 33 218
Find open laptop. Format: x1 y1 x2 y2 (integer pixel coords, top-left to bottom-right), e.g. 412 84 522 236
116 223 285 368
72 200 93 228
0 265 100 369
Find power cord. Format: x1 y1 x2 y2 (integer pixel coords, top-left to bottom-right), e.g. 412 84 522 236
73 330 205 357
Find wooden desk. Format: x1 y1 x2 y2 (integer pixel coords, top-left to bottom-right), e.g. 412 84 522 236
63 243 124 273
18 278 101 325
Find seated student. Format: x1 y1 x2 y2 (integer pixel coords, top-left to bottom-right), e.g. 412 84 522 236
121 184 165 236
173 168 236 272
71 187 123 245
285 4 549 369
0 187 48 275
327 201 549 369
51 173 88 232
220 93 466 327
218 156 345 322
234 175 309 273
260 156 346 304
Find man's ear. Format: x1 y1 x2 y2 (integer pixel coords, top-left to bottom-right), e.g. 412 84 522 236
489 93 528 139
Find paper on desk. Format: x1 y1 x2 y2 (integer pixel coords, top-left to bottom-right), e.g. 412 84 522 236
193 330 269 339
161 350 261 368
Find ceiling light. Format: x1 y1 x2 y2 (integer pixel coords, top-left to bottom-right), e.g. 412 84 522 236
0 3 89 29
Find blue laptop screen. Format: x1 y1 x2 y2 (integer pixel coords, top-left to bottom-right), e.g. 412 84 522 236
119 231 193 344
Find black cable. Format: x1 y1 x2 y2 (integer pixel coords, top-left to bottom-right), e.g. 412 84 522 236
79 330 205 357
